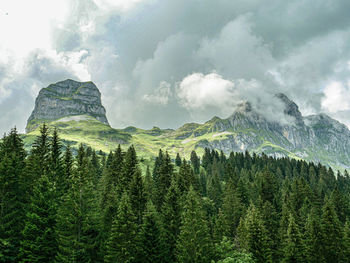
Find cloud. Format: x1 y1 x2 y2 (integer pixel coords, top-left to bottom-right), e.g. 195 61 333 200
2 0 350 133
176 72 290 124
143 81 172 105
177 73 236 113
322 82 350 113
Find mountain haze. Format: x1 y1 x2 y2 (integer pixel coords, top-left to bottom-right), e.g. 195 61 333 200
24 79 350 170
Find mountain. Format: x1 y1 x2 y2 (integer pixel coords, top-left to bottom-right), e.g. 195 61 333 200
23 79 350 170
26 79 109 132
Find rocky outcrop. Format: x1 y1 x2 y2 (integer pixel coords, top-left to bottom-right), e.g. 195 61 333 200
190 94 350 169
26 79 109 132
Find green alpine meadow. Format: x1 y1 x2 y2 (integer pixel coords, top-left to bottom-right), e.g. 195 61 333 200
2 1 350 262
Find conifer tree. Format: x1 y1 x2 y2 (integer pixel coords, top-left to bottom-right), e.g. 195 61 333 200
19 174 57 262
55 144 100 262
0 128 27 262
104 192 138 263
282 213 304 263
342 219 350 262
219 179 244 239
176 186 213 263
27 124 51 181
144 166 155 202
176 159 196 194
320 199 342 263
138 201 163 263
154 151 173 210
129 168 146 224
303 208 323 263
121 145 138 191
190 150 200 174
175 153 182 167
50 128 64 194
161 178 182 262
237 204 271 263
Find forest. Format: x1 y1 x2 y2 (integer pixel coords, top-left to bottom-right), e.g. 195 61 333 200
1 124 350 263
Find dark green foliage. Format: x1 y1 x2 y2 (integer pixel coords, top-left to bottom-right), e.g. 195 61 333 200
154 151 174 210
0 128 26 262
282 213 304 263
190 150 200 174
237 204 271 263
215 237 255 263
104 192 138 263
2 127 350 263
303 208 324 263
55 144 100 263
176 186 213 263
175 153 182 167
129 168 146 224
138 201 164 263
19 175 57 262
161 178 181 262
320 199 343 263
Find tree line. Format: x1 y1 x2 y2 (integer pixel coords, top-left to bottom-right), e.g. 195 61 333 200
1 125 350 262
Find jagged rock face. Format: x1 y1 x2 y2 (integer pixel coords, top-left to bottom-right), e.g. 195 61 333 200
189 94 350 169
26 79 109 132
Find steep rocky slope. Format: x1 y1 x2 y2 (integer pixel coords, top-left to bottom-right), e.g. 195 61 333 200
26 79 109 132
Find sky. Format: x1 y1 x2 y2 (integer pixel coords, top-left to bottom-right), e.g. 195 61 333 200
1 0 350 135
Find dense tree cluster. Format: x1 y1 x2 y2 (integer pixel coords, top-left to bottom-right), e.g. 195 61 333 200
1 125 350 262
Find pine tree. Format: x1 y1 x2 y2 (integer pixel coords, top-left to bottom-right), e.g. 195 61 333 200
176 159 196 194
104 192 138 263
62 144 73 191
303 208 324 263
342 219 350 262
19 175 57 262
121 145 138 191
50 128 64 195
154 151 173 210
175 153 182 167
237 204 271 263
219 179 244 239
55 144 100 262
282 213 304 263
190 150 200 174
27 124 51 181
320 199 342 263
129 168 146 224
144 166 155 202
138 201 163 263
176 186 213 263
0 128 27 262
161 178 182 262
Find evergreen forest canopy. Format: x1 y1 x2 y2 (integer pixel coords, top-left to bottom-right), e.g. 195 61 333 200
1 124 350 263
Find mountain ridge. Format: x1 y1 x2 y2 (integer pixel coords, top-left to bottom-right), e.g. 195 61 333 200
23 79 350 170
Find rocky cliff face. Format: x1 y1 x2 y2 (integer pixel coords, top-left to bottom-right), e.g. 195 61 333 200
173 94 350 170
26 79 109 132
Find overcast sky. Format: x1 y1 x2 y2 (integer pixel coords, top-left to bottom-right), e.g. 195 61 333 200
1 0 350 134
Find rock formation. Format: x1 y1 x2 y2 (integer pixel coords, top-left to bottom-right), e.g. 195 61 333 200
26 79 109 132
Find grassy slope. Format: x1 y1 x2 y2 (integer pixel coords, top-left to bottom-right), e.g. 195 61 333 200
22 114 348 171
23 115 294 159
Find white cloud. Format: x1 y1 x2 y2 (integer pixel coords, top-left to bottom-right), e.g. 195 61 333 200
0 0 70 59
143 81 172 105
176 72 236 112
322 81 350 113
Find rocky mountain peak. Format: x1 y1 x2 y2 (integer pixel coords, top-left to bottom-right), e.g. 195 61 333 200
26 79 109 132
234 101 253 114
275 93 304 126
